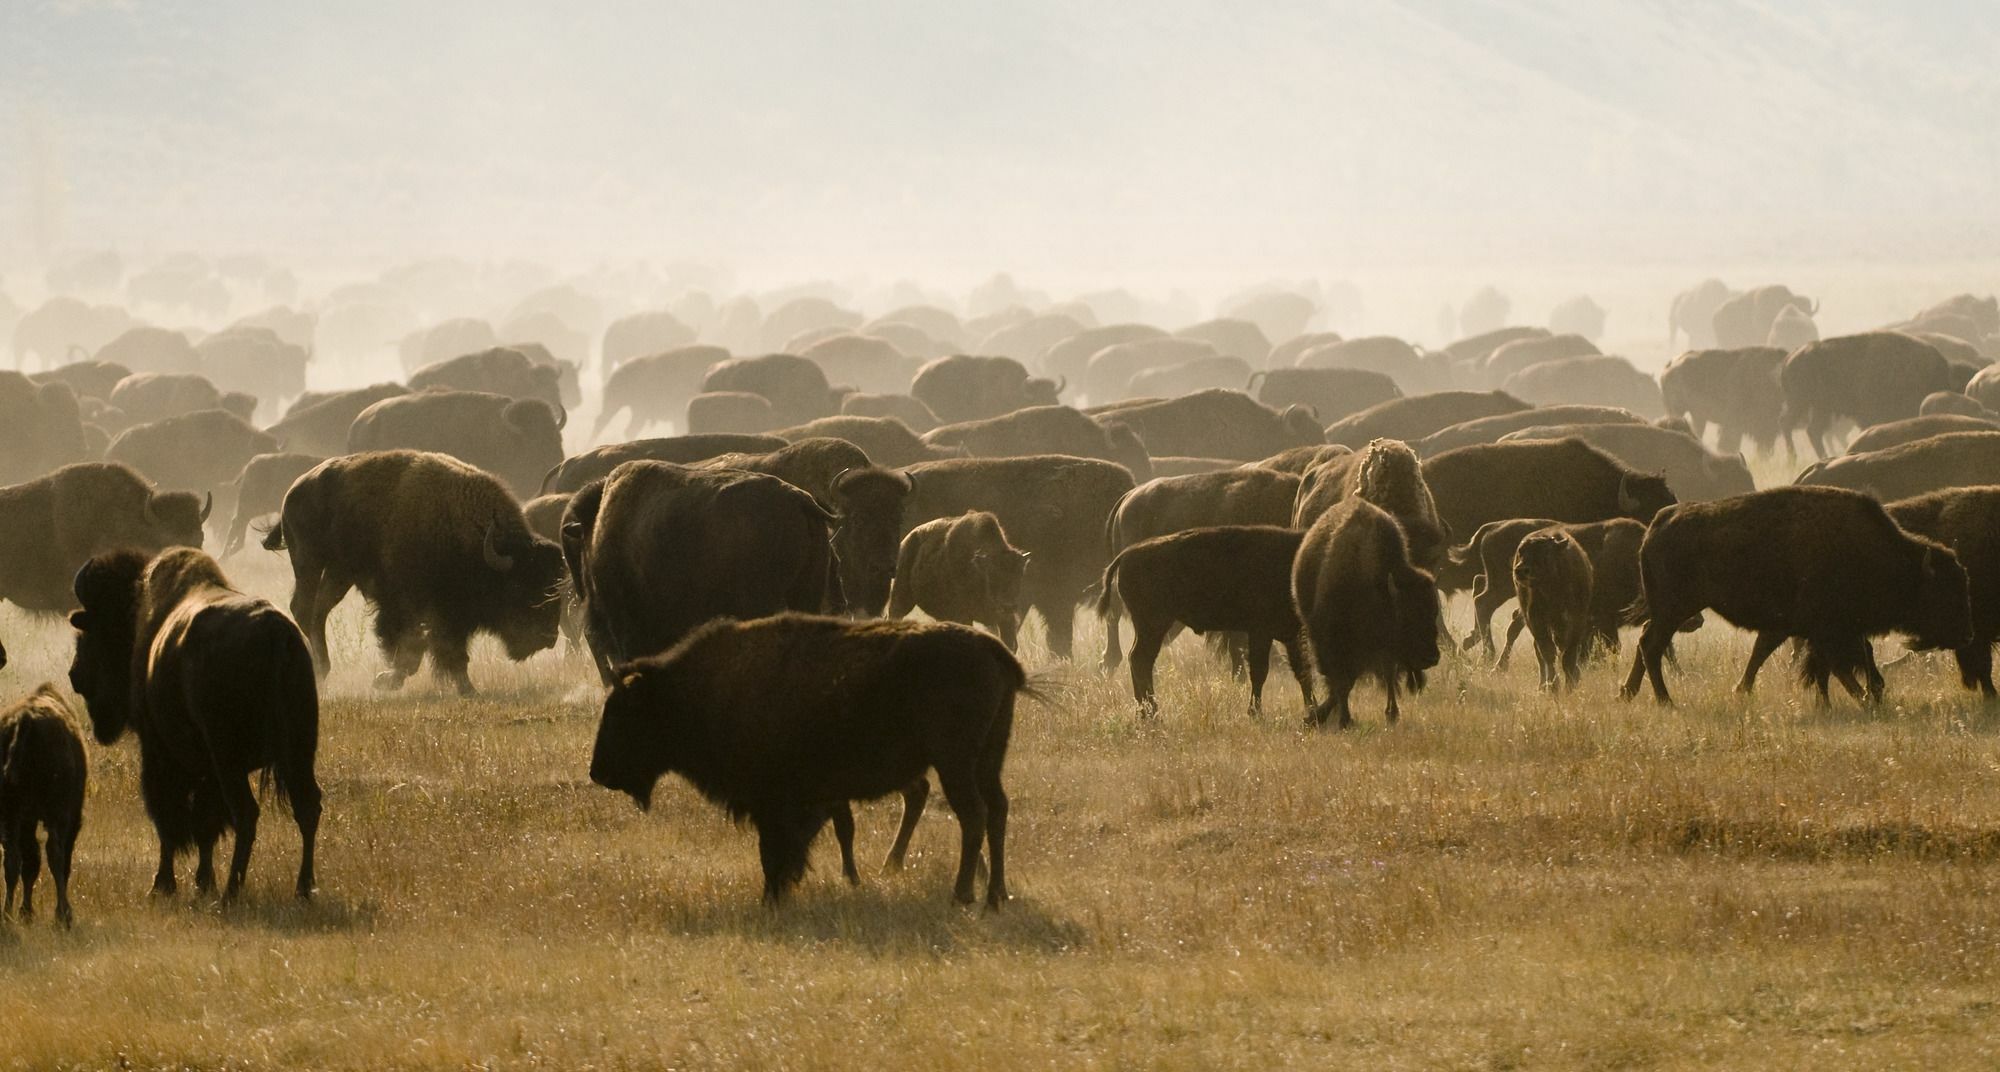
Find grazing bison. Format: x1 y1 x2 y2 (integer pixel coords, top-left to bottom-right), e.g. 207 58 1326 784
887 511 1029 648
562 462 836 682
1421 438 1676 548
777 415 962 468
1713 285 1815 350
266 382 408 457
1512 529 1594 690
701 353 837 427
899 455 1135 661
409 346 565 414
1886 488 2000 695
1847 415 1996 455
924 405 1154 481
1795 431 2000 500
0 684 86 925
589 613 1021 907
593 344 731 440
1621 486 1970 704
1291 438 1449 571
1497 422 1754 502
910 355 1063 423
540 434 788 494
265 451 566 693
685 390 777 435
220 452 324 558
0 372 90 485
840 392 941 433
1096 526 1313 715
1292 499 1442 728
68 548 321 899
1780 333 1953 459
1413 405 1645 458
1086 389 1322 461
0 462 208 612
1247 367 1401 425
348 390 565 500
1325 391 1529 449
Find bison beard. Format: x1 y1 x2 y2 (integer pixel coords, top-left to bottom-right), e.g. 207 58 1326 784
589 614 1021 908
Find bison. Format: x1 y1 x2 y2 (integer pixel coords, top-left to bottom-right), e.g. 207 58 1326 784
266 382 409 457
1085 389 1322 461
1291 438 1449 572
220 452 324 558
0 372 89 486
1846 415 1996 455
1713 285 1815 350
1292 498 1442 728
68 548 321 899
886 511 1029 649
1780 333 1953 459
1246 366 1400 426
1413 404 1645 458
1420 438 1676 550
1496 422 1754 502
265 451 566 694
1795 431 2000 500
1512 529 1594 690
0 462 208 612
777 415 962 468
1325 390 1529 449
701 353 837 427
348 390 565 500
409 346 566 415
0 684 86 925
910 354 1063 423
540 434 788 494
593 344 731 441
924 405 1154 482
589 613 1021 907
1886 487 2000 695
839 392 941 433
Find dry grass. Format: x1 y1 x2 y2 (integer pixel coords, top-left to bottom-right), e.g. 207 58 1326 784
3 548 2000 1071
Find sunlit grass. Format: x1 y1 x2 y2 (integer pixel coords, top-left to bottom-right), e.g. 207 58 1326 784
1 549 1998 1069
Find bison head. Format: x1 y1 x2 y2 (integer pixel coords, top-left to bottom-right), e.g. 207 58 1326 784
1616 471 1676 522
590 664 675 809
67 550 149 745
483 523 568 661
1390 564 1443 682
1023 375 1065 407
1280 404 1327 447
829 467 915 616
144 489 210 549
1910 543 1973 652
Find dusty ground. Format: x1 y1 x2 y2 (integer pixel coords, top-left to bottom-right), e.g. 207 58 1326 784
2 540 1999 1071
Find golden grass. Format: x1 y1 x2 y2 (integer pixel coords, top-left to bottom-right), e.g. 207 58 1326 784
2 549 2000 1070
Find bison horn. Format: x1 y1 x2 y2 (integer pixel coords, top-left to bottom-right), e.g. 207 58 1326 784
897 470 915 493
199 491 213 524
1617 474 1642 514
483 524 516 572
1054 375 1067 396
142 493 163 528
1806 297 1820 316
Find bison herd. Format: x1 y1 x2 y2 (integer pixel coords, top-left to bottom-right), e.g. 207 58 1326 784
4 275 2000 921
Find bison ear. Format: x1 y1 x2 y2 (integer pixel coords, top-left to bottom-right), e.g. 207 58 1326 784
68 610 89 630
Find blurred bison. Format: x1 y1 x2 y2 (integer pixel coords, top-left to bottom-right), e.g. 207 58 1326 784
1087 389 1322 461
910 355 1062 423
1325 391 1529 449
0 462 207 612
348 390 565 499
540 434 787 494
887 511 1029 649
1780 333 1952 459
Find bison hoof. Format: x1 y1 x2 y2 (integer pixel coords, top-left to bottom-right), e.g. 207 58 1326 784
372 671 407 691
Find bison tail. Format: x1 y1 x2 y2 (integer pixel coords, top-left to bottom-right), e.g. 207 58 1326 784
1621 591 1650 627
259 520 286 552
1092 552 1127 618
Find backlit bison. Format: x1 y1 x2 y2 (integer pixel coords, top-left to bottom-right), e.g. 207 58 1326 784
0 462 208 613
1292 499 1442 728
887 511 1029 649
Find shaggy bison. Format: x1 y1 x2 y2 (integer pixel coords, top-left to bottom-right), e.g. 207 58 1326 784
887 511 1029 649
1291 438 1449 571
590 614 1022 907
0 684 86 925
1512 529 1594 690
1293 499 1442 728
68 548 321 899
0 462 208 613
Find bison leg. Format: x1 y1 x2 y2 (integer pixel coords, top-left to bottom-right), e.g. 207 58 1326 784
1126 612 1168 716
994 613 1021 652
223 509 252 559
427 623 477 696
290 766 322 900
883 777 930 872
978 758 1009 911
827 804 861 885
1561 617 1589 688
1497 610 1525 670
47 821 76 927
1280 634 1317 715
1621 620 1678 703
1467 575 1506 657
9 826 39 921
935 768 989 906
753 810 814 903
2 822 20 916
1098 589 1123 670
1955 643 1997 697
218 775 261 901
1244 633 1274 716
370 604 427 691
1735 630 1787 694
291 568 348 678
1529 611 1559 690
151 837 178 897
1381 665 1402 725
194 836 218 896
1039 598 1077 663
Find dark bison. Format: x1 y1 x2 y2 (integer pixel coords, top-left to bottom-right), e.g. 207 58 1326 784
1325 391 1529 449
1512 529 1594 690
686 390 777 434
265 451 566 694
562 461 836 682
910 354 1062 423
1421 438 1676 548
1247 366 1401 425
886 511 1029 649
924 405 1154 481
0 372 89 485
840 392 941 433
1453 517 1650 663
593 344 731 440
1086 389 1323 461
1886 487 2000 695
409 346 566 415
701 353 837 427
1659 346 1790 454
1795 431 2000 500
1497 422 1754 502
348 390 565 500
899 456 1135 661
0 462 208 612
1096 526 1313 715
540 434 788 494
220 452 323 558
1845 414 1995 455
0 684 86 925
1290 438 1449 572
589 614 1021 907
777 415 962 468
1292 498 1442 728
1413 404 1644 458
1780 333 1953 459
68 548 321 899
266 382 409 456
1620 486 1970 704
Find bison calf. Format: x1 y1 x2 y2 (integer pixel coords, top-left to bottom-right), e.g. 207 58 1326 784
886 512 1029 649
1292 499 1442 728
0 684 87 926
591 614 1022 908
1512 530 1594 690
1095 526 1313 716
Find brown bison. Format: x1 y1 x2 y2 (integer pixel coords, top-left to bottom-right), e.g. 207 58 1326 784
599 309 696 377
562 461 837 682
701 353 837 427
1780 333 1954 459
29 359 129 403
1291 438 1449 573
540 434 788 494
685 390 777 434
1795 431 2000 500
106 410 280 529
1502 355 1663 417
1482 333 1598 387
0 684 86 925
899 455 1135 661
0 462 208 612
108 371 253 429
1247 366 1401 425
1420 438 1676 549
1296 335 1435 393
1127 355 1254 399
887 511 1029 648
593 344 731 440
1497 422 1754 502
1659 346 1791 454
1668 279 1734 349
777 415 963 468
348 390 565 500
68 548 321 899
1512 529 1594 690
196 325 309 416
1086 389 1323 461
220 452 324 558
410 346 566 414
1414 404 1644 458
589 613 1021 907
1887 487 2000 695
265 451 566 694
839 392 941 433
924 405 1154 481
1712 285 1815 350
1096 525 1313 715
910 354 1063 423
1292 499 1442 728
1920 391 1999 420
1252 443 1352 474
266 382 409 456
1325 390 1529 449
1845 415 1996 455
1453 517 1652 663
0 372 89 485
1620 486 1970 704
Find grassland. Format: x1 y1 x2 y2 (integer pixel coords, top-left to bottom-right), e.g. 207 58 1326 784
2 547 2000 1071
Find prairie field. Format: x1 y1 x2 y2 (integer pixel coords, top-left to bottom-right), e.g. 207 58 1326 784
3 548 2000 1072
